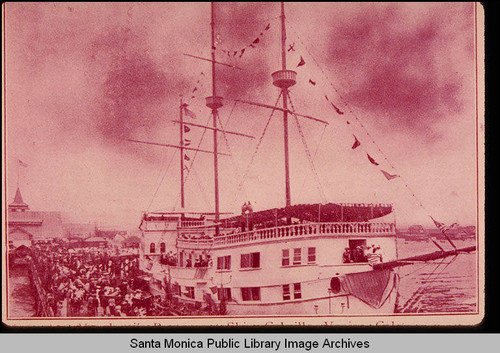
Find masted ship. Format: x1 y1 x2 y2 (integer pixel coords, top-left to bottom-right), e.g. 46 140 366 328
134 3 474 316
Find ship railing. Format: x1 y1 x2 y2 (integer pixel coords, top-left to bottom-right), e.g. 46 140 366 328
176 237 213 250
180 221 206 228
212 222 395 247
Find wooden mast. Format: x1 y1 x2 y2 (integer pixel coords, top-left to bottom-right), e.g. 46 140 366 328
280 2 291 211
206 2 223 234
179 98 185 209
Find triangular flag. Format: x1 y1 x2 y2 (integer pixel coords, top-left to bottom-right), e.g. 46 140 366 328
430 216 445 231
309 79 316 85
381 169 399 180
184 125 191 133
239 48 246 58
297 56 305 67
192 87 197 93
183 107 196 119
253 37 260 45
265 23 270 31
184 154 190 161
330 102 344 115
351 135 360 149
367 154 379 166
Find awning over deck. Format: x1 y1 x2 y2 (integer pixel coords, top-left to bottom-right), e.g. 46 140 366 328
221 203 392 228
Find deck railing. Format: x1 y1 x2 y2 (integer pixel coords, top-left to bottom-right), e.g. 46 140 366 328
180 221 206 228
176 222 394 248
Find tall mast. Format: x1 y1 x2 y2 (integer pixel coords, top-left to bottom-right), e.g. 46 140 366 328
280 2 291 209
179 98 185 209
206 1 223 233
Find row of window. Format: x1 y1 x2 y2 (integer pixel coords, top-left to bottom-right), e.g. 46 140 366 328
216 248 316 271
176 285 302 302
282 247 316 266
283 283 302 300
216 252 260 270
149 242 166 253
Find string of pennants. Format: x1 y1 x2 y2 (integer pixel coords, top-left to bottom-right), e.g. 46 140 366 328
216 21 272 59
287 21 457 243
291 49 398 182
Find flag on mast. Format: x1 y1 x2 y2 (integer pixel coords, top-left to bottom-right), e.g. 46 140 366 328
430 217 458 233
367 154 379 166
380 169 399 180
182 105 197 119
351 135 360 149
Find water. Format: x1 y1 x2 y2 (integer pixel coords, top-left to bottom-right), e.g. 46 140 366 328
8 266 36 318
7 240 477 317
396 239 477 313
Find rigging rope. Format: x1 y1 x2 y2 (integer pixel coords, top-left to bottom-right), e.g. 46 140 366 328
216 106 249 202
287 91 328 203
173 112 213 210
296 123 328 200
230 92 283 210
399 255 458 312
147 147 178 212
190 162 212 209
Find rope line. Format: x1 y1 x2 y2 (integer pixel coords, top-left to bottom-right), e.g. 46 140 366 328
287 92 328 203
216 107 249 202
147 148 178 212
230 92 283 209
173 112 213 210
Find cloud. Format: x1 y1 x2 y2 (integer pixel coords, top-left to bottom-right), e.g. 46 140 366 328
213 2 276 100
324 3 474 141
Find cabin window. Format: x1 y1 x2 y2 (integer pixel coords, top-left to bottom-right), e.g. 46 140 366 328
241 252 260 269
217 255 231 270
241 287 261 301
293 283 302 299
184 286 195 299
149 243 156 253
217 288 232 301
282 249 290 266
293 248 301 265
307 247 316 263
282 284 291 300
160 242 166 253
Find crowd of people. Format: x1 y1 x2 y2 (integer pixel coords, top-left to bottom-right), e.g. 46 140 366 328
30 242 170 317
342 244 383 265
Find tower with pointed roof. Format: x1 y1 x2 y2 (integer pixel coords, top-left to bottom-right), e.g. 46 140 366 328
9 187 29 212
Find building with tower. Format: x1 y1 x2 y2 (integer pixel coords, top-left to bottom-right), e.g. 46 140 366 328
7 187 64 249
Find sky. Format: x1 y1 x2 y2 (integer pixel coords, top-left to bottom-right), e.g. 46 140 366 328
3 2 481 230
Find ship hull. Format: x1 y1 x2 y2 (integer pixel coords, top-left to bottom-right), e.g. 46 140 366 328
223 271 399 316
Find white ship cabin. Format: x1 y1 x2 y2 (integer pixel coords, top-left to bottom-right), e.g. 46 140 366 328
140 203 399 315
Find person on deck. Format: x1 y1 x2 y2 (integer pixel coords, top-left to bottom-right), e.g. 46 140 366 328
342 248 352 263
366 245 383 266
